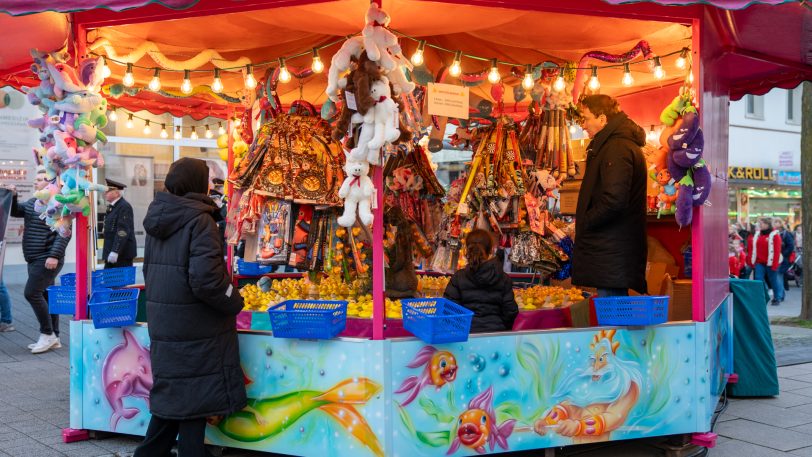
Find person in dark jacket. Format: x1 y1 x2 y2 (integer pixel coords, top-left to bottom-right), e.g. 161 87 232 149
774 218 796 292
572 95 648 297
134 158 245 457
385 206 418 298
102 179 137 268
444 229 518 333
10 168 71 353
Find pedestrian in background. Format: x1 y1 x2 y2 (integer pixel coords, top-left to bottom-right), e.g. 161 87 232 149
0 275 13 332
102 179 136 268
747 217 783 305
774 218 796 291
10 168 70 353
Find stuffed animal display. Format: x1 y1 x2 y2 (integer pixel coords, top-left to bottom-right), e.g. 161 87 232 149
24 50 109 237
328 3 415 227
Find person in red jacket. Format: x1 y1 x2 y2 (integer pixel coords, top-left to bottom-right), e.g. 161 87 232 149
747 217 783 305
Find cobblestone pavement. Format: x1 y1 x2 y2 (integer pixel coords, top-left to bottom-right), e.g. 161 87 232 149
1 264 810 456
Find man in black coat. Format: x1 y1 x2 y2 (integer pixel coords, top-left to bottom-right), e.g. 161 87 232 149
10 168 71 354
572 95 648 297
102 179 136 268
134 158 245 457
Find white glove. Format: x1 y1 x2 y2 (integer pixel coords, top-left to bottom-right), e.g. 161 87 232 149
107 252 119 264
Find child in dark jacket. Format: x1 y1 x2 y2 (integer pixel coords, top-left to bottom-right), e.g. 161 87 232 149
444 230 519 333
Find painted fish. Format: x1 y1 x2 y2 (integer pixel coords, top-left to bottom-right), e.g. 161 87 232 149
395 346 458 406
447 387 515 455
216 377 383 457
102 329 153 431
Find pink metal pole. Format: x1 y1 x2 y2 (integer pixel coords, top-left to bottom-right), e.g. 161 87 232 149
226 115 235 279
371 165 385 340
73 22 89 321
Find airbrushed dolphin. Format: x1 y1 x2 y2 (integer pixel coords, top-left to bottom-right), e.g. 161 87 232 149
102 329 153 431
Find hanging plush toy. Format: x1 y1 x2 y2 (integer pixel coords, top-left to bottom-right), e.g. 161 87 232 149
366 77 401 160
337 152 375 227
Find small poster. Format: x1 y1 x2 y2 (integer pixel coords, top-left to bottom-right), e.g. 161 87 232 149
288 205 314 270
427 82 469 119
256 199 292 265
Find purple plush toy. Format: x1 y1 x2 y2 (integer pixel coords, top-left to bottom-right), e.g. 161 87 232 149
675 181 693 227
669 111 704 168
691 163 712 207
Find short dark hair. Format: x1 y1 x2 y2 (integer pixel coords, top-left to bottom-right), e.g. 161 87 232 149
579 94 621 119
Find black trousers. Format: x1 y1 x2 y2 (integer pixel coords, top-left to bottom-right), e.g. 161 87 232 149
133 416 210 457
24 260 62 337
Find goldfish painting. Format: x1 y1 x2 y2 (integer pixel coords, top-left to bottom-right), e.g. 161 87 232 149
447 387 515 455
395 346 458 406
212 377 383 457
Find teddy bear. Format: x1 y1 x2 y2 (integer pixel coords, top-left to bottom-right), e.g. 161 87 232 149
60 168 108 195
366 77 401 157
362 3 401 72
327 36 365 103
70 98 109 145
337 152 374 227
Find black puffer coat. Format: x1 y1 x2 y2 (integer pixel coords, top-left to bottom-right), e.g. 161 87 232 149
11 196 71 263
143 191 246 420
572 112 648 293
444 258 518 333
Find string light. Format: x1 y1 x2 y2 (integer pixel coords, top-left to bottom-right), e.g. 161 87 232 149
449 50 462 77
233 116 242 127
160 124 168 138
653 57 665 80
212 68 224 93
101 57 112 79
204 125 214 139
622 63 634 87
522 64 535 90
647 125 658 142
142 120 151 135
688 71 695 84
148 68 162 91
218 122 226 135
310 49 324 74
676 48 688 69
487 58 501 84
108 110 118 122
181 70 193 94
588 66 600 91
553 67 566 92
411 40 426 66
278 58 291 83
122 63 135 87
190 127 199 140
174 126 181 140
569 123 578 134
244 64 257 89
125 113 134 129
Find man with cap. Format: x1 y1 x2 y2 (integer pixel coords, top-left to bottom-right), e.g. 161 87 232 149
102 179 136 268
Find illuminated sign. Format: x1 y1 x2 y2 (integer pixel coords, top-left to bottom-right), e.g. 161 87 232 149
727 167 776 182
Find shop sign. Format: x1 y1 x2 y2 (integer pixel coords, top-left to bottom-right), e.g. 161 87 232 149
776 171 802 187
427 82 469 119
779 151 794 169
727 167 776 182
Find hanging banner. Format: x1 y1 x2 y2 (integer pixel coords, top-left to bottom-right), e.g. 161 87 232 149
427 83 470 119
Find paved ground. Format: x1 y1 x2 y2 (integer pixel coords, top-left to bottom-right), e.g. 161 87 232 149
0 264 810 456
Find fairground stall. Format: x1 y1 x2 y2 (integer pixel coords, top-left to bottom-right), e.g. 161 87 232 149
1 1 811 456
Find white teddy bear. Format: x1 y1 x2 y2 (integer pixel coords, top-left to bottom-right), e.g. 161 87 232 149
365 76 400 164
326 36 364 102
362 4 400 72
338 152 375 227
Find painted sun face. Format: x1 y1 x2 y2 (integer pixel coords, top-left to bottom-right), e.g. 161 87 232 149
429 351 458 386
457 409 489 449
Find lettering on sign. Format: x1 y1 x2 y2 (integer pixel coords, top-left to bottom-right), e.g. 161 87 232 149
427 82 470 119
728 167 776 182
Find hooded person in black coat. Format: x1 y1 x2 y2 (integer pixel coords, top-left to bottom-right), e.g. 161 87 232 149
134 158 245 457
444 229 519 333
572 95 648 296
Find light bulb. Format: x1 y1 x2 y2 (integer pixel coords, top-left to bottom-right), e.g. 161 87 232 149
108 110 118 122
411 41 426 66
688 71 695 84
190 128 199 140
212 68 223 93
160 124 168 138
676 49 688 69
148 68 161 91
181 70 193 94
449 51 462 77
522 64 535 90
569 124 577 134
123 63 135 87
653 57 665 80
311 49 324 73
143 120 151 135
278 58 291 83
622 63 634 87
174 126 181 140
487 59 501 84
244 64 257 89
647 125 657 141
234 117 242 127
218 122 225 135
125 114 134 129
101 57 112 79
205 125 213 139
588 66 600 91
553 67 566 92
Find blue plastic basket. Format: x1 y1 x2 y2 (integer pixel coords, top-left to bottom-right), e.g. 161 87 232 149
47 285 76 315
59 273 76 287
237 259 276 276
268 300 347 339
58 267 136 289
593 295 670 326
88 288 139 328
401 298 474 344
